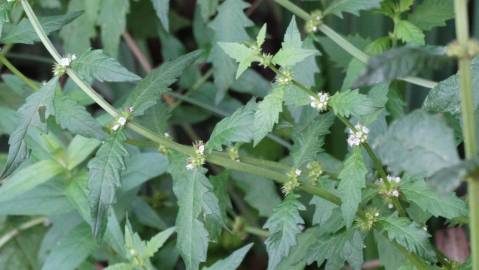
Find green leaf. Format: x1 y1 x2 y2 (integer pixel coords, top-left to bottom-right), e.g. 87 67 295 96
208 0 253 102
314 34 370 70
329 89 376 118
263 194 305 270
60 0 99 54
1 78 58 179
400 176 467 219
54 94 107 140
374 110 460 177
338 148 367 227
379 215 436 261
168 152 221 270
253 87 284 145
125 50 202 116
88 131 128 239
71 49 141 83
42 224 97 270
197 0 219 20
290 113 334 168
104 263 133 270
219 42 259 79
352 46 446 88
151 0 170 31
374 231 406 270
0 159 63 202
1 12 82 44
277 227 320 270
257 24 267 47
324 0 382 18
408 0 454 31
202 243 253 270
145 227 176 258
66 136 101 170
272 48 318 68
98 0 129 56
206 100 256 151
0 106 18 135
311 180 339 226
395 20 425 45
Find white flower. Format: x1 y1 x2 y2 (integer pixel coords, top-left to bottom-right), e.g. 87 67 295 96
117 116 127 126
58 54 76 68
391 189 400 197
310 92 329 112
164 132 171 138
186 162 195 170
388 203 394 209
347 123 369 147
374 212 380 217
387 175 401 184
295 169 302 176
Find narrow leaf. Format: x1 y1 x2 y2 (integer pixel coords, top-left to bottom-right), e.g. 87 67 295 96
203 243 253 270
150 0 170 31
253 87 284 145
324 0 382 18
145 227 176 258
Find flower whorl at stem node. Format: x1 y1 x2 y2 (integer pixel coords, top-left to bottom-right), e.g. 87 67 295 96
227 146 240 162
347 123 369 147
306 161 322 184
186 140 206 170
357 207 380 232
53 54 76 77
158 132 171 154
447 39 479 59
282 168 301 195
276 70 293 86
376 175 402 208
305 10 323 33
309 92 329 112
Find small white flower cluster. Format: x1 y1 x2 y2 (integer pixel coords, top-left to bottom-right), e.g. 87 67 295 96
112 116 127 131
309 92 329 112
277 70 293 86
347 124 369 147
186 141 206 170
281 169 302 195
53 54 76 76
305 11 322 33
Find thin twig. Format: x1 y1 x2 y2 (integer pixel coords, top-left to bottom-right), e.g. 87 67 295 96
0 217 49 250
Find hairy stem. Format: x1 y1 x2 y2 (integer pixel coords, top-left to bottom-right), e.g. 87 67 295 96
454 0 479 268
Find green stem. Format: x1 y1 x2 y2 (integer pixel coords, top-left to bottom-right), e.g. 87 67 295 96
0 54 38 91
454 0 479 269
0 217 48 249
274 0 438 89
244 226 269 238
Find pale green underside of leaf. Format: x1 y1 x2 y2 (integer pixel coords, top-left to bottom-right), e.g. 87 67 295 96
395 20 425 45
338 148 367 227
125 50 202 116
324 0 382 18
253 87 284 145
374 109 460 177
272 47 318 68
1 78 58 179
1 12 81 44
264 194 305 270
202 243 253 270
206 100 256 151
219 42 258 79
72 49 141 83
151 0 170 31
88 131 128 239
98 0 129 56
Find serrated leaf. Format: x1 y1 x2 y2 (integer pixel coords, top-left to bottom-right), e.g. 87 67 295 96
145 227 175 258
208 0 253 102
42 224 97 270
257 24 267 47
400 176 467 219
151 0 170 31
253 87 284 145
66 136 101 170
374 231 406 270
1 12 82 44
60 0 98 54
408 0 454 31
324 0 382 18
329 89 376 118
203 243 253 270
272 47 318 68
71 49 141 83
338 148 367 227
206 100 256 151
54 94 107 140
98 0 129 56
88 131 128 239
168 152 221 270
395 20 425 45
290 113 334 168
263 194 305 270
1 78 58 179
277 227 320 270
374 110 460 177
0 159 63 202
219 42 258 79
379 216 436 261
125 50 202 116
353 46 446 88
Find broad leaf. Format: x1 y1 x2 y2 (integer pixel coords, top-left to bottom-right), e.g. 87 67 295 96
66 136 101 170
125 50 202 116
206 100 256 151
352 46 446 88
1 12 81 44
1 78 58 179
324 0 382 18
408 0 454 31
338 148 367 227
263 194 305 270
219 42 258 79
253 87 284 145
329 89 376 118
203 243 253 270
379 216 436 261
374 110 460 177
88 131 128 239
395 20 425 45
71 49 141 83
98 0 129 56
272 47 318 68
54 94 107 140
